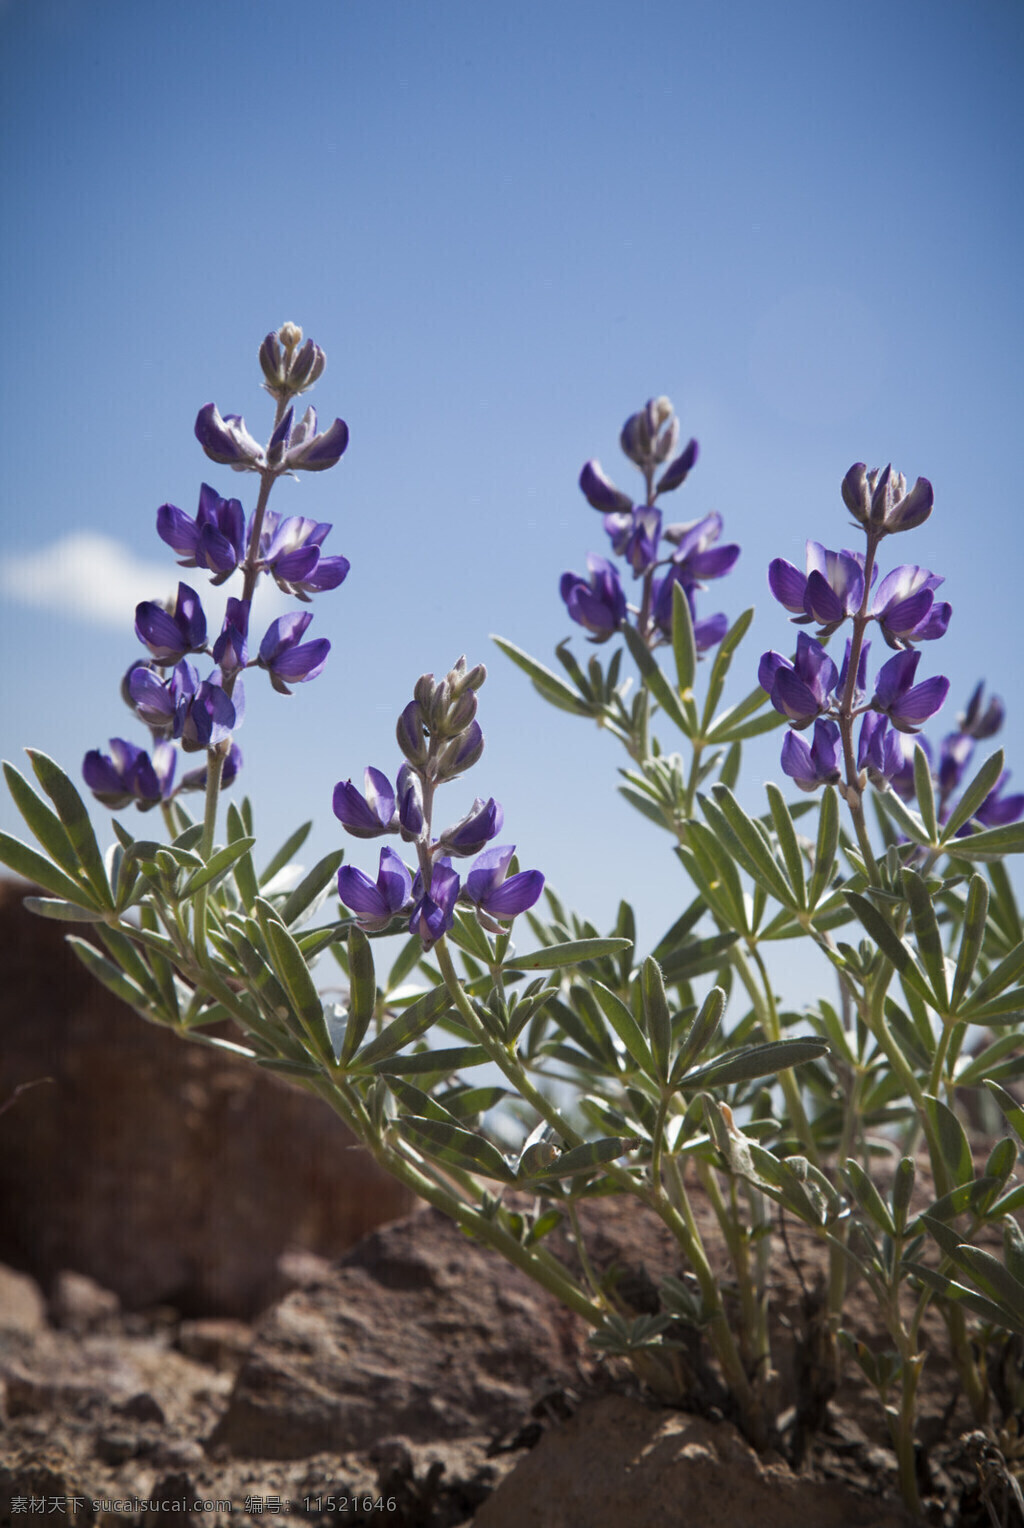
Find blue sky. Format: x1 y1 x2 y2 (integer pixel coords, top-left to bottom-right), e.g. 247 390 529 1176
1 0 1022 1006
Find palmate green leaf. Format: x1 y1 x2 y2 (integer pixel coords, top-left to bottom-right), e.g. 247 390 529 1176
919 1218 1024 1331
493 636 594 716
986 858 1023 945
397 1115 515 1182
4 761 82 879
706 704 785 746
504 936 632 971
640 956 672 1082
622 623 693 738
259 821 312 887
901 869 948 1012
950 874 990 1012
352 983 453 1068
683 1037 827 1091
941 749 1004 842
704 683 777 746
97 923 166 1009
27 750 112 908
0 831 102 909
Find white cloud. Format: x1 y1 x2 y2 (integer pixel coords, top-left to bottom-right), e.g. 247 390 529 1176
0 532 288 632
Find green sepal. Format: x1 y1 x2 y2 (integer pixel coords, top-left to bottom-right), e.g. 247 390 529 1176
397 1115 515 1182
27 750 112 907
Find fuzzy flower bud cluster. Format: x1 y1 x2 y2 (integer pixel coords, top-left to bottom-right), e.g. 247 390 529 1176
333 659 543 948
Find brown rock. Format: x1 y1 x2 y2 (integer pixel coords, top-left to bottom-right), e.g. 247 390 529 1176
210 1207 585 1459
473 1394 914 1528
0 879 413 1317
0 1265 47 1334
50 1270 120 1332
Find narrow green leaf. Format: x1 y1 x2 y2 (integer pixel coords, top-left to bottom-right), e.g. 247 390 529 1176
843 1159 896 1238
227 801 259 910
353 983 453 1068
279 849 345 927
953 1031 1024 1087
671 580 697 696
891 1157 916 1234
876 788 932 848
386 935 426 994
684 1037 827 1090
950 874 990 1012
985 1080 1024 1146
384 1076 464 1127
492 636 593 716
0 831 100 908
922 1094 973 1188
554 639 596 701
659 932 739 984
622 624 692 738
701 607 754 727
264 917 333 1059
22 895 107 921
959 939 1024 1018
442 1085 509 1119
678 825 747 932
807 786 839 910
449 909 493 963
905 1264 1023 1334
707 707 786 744
589 979 656 1076
397 1115 515 1182
181 837 257 898
27 750 112 907
950 821 1024 859
913 744 939 842
705 786 797 909
901 869 948 1011
259 821 312 887
341 926 377 1064
844 891 932 1002
670 986 725 1085
941 749 1005 842
505 936 632 971
952 1245 1024 1317
530 1136 637 1181
766 784 806 909
703 683 776 744
66 935 153 1012
374 1043 489 1075
97 923 163 1006
986 859 1022 945
3 762 82 878
640 956 672 1082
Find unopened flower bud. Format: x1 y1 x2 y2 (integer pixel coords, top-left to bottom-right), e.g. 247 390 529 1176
397 700 429 768
414 673 437 713
279 322 303 352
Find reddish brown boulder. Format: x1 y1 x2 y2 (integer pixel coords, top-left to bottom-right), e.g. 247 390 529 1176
0 879 412 1317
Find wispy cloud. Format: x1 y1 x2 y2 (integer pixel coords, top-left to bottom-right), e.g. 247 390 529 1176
0 532 287 632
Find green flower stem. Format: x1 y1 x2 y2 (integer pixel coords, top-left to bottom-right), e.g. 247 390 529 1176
836 528 882 887
697 1158 767 1373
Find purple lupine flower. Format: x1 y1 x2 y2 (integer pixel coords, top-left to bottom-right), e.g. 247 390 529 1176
178 675 239 752
396 763 425 840
620 397 679 471
254 510 350 597
835 637 870 707
656 438 699 495
409 859 461 947
871 564 951 648
333 767 399 838
463 844 544 919
841 463 933 535
338 847 413 932
889 731 927 801
439 719 484 780
438 797 504 857
768 542 866 635
180 742 243 793
781 720 841 792
975 772 1024 827
651 569 727 650
857 713 908 791
664 512 740 586
758 632 839 728
579 460 633 515
560 555 627 642
266 404 349 474
194 403 265 472
959 682 1005 740
83 738 176 810
135 582 208 665
257 612 330 694
871 649 949 734
397 700 429 768
157 484 247 581
126 659 198 735
604 506 662 575
212 598 250 677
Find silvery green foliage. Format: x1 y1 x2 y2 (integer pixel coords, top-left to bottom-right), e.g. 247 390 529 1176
3 359 1024 1522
